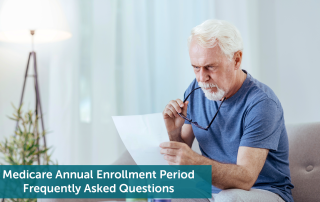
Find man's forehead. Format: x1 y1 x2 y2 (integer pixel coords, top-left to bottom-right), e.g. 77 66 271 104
189 39 222 66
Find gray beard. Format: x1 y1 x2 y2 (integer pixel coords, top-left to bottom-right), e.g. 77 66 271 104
200 87 225 101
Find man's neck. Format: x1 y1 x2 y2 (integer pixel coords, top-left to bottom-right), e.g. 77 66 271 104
222 70 246 101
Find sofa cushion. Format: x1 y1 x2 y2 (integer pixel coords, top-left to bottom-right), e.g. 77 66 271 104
286 122 320 202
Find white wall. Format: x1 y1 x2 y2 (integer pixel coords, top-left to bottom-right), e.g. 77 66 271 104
257 0 320 124
215 0 320 124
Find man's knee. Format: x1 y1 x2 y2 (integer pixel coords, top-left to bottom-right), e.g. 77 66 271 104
214 189 246 202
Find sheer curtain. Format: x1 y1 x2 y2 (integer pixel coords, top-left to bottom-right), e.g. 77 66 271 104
46 0 216 165
46 0 320 165
2 0 317 166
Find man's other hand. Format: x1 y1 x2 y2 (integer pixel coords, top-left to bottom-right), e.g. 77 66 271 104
160 141 200 165
163 99 189 135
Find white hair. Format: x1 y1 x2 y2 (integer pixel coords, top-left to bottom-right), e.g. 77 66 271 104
188 19 243 60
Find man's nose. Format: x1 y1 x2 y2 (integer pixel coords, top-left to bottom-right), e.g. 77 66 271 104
199 67 209 82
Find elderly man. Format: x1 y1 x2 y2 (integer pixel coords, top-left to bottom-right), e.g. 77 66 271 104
160 20 294 202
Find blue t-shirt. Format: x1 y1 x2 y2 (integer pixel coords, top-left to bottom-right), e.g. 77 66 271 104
184 70 294 202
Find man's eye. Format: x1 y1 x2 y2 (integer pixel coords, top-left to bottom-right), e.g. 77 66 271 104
207 66 216 70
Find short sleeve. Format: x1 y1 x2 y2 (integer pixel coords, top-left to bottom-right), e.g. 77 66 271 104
240 98 283 151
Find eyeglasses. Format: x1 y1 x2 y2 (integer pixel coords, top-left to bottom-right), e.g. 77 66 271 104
178 87 226 131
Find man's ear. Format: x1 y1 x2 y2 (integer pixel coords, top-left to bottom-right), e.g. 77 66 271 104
233 51 242 70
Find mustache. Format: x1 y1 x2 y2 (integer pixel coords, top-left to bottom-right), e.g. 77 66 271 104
198 82 217 89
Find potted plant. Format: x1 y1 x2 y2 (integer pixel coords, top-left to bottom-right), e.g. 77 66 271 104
0 105 57 202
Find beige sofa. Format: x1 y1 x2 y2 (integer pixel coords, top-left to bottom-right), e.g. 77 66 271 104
38 122 320 202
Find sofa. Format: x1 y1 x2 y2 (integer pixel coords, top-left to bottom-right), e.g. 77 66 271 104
38 122 320 202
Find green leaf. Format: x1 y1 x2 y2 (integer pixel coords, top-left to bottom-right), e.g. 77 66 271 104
0 105 58 166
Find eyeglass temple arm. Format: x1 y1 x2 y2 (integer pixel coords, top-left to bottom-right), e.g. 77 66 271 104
206 97 226 129
183 87 201 102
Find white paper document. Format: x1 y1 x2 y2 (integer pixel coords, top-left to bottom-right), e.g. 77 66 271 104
112 113 169 165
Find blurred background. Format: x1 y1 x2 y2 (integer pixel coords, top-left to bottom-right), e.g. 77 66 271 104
0 0 319 165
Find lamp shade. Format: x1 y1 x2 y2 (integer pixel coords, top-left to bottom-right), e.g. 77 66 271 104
0 0 71 43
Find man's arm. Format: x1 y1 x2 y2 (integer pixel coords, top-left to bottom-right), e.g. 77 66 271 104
201 146 268 190
160 142 269 190
181 124 195 148
170 124 194 148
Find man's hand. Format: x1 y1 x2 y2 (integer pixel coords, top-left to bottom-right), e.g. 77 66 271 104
160 141 200 165
163 99 189 141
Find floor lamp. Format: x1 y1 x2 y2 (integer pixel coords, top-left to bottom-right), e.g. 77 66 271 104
0 0 71 200
0 0 71 161
17 30 47 153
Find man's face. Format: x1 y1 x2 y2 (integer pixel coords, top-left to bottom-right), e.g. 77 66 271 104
189 39 239 101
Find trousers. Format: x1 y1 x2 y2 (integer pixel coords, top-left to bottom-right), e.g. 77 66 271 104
172 188 285 202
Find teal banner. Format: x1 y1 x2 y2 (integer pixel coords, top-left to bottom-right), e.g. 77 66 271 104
0 165 211 199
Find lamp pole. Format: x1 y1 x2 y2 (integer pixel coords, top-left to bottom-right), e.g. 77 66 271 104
16 30 47 164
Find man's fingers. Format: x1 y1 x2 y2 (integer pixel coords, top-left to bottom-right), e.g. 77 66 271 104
163 154 177 163
169 100 182 113
182 101 189 115
167 105 179 117
160 141 184 149
164 108 174 118
176 99 184 108
164 99 186 118
160 148 179 156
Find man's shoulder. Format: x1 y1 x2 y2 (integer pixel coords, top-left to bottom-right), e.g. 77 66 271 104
245 74 281 109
